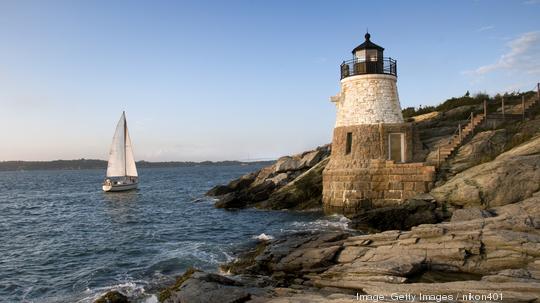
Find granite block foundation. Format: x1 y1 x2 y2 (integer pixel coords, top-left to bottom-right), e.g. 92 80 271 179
323 159 435 214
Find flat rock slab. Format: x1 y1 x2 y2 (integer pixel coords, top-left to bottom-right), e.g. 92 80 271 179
164 272 250 303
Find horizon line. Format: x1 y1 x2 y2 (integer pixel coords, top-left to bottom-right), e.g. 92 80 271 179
0 158 277 163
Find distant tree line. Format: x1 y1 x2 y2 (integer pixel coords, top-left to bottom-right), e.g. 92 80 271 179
0 159 274 171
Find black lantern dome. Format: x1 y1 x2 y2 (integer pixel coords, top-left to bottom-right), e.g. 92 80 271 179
352 33 385 54
340 33 397 79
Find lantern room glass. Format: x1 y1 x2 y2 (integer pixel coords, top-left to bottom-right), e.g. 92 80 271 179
354 49 381 62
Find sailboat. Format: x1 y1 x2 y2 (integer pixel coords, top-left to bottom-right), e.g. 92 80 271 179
102 111 138 192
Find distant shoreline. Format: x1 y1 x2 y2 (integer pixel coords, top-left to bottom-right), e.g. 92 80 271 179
0 159 275 172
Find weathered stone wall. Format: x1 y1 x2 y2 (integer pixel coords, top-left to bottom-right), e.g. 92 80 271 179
331 74 403 126
322 159 435 214
331 123 425 163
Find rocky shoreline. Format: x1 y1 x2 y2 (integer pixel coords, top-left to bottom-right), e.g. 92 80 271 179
96 104 540 303
207 144 331 211
148 138 540 303
155 188 540 302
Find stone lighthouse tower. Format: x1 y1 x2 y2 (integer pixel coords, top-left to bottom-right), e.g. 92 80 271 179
322 33 434 215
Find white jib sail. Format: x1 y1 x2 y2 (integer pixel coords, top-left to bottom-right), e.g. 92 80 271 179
124 119 138 177
106 112 133 177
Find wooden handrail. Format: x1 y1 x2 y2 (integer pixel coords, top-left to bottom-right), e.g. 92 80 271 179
429 83 539 167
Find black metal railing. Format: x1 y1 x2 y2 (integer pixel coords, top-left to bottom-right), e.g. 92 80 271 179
340 57 397 79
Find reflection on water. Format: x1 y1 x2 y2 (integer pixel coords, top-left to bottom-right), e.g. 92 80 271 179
102 190 142 223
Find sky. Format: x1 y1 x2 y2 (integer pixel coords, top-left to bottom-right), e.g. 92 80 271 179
0 0 539 161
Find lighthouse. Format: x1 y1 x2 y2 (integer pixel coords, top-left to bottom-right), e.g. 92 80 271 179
335 33 403 126
322 33 435 215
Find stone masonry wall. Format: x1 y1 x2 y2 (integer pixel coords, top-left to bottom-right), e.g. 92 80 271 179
331 123 425 163
322 159 435 215
331 74 404 126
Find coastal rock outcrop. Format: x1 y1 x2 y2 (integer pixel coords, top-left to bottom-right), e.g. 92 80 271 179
208 145 331 210
162 272 252 303
431 135 540 208
348 194 447 232
162 191 540 302
165 100 540 303
447 129 507 174
94 291 129 303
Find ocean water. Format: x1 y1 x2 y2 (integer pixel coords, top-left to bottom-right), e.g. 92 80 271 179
0 165 348 303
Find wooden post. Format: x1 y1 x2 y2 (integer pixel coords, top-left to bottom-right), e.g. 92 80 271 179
522 95 526 120
437 147 441 167
458 123 462 142
470 112 474 135
502 97 505 120
484 99 487 125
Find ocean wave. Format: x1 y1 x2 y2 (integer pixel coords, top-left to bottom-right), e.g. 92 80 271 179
75 280 152 303
252 233 274 241
153 241 233 269
286 214 351 232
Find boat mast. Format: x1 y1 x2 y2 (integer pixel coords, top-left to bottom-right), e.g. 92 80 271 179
123 111 127 177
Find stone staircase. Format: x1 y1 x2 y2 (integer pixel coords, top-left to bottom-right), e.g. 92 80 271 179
426 113 485 167
426 93 540 168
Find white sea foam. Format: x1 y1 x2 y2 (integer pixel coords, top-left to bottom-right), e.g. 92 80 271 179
143 295 159 303
158 241 231 265
253 233 274 241
287 214 351 232
76 281 150 303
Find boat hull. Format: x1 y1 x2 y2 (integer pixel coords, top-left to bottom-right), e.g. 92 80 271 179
102 182 138 192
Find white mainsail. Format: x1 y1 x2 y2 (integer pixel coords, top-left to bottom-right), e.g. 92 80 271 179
106 112 138 177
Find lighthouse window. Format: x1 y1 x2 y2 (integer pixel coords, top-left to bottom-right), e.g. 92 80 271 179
366 49 378 61
354 50 366 62
389 133 405 162
345 132 353 155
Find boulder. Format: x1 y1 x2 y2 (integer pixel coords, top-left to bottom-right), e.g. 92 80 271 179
214 193 247 209
268 173 289 186
248 181 276 202
274 156 302 173
254 158 328 210
206 173 256 197
251 166 275 187
94 291 129 303
299 150 324 169
214 181 276 209
208 145 331 210
431 135 540 208
162 272 251 303
205 185 233 197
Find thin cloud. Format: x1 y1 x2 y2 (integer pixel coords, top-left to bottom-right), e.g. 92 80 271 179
524 0 540 4
476 25 494 32
463 31 540 76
